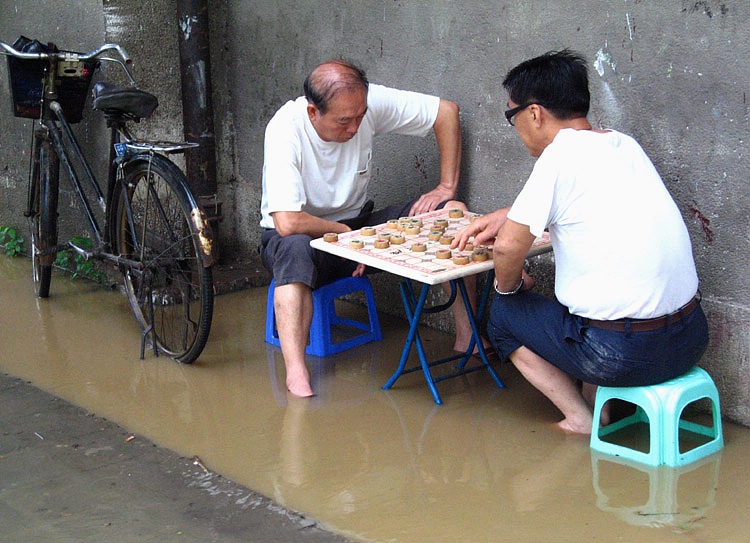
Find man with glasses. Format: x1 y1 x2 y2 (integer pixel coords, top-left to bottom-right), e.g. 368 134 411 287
453 50 708 434
260 59 478 397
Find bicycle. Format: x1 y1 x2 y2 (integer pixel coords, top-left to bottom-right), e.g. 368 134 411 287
1 36 214 364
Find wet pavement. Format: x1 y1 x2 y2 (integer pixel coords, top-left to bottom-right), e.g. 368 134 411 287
2 255 750 542
0 372 350 543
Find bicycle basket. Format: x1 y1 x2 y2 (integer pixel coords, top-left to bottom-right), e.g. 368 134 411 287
6 36 99 123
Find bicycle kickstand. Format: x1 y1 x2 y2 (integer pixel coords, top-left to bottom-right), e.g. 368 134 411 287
140 293 160 360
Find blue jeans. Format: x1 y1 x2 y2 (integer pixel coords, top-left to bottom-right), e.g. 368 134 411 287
487 291 709 387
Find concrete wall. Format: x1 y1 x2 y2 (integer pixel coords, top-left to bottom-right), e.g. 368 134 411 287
1 1 748 426
0 0 184 242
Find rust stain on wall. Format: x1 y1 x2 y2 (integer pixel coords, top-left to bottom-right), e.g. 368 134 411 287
414 154 428 180
688 203 715 243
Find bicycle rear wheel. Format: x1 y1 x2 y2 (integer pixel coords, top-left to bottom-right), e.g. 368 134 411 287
29 134 59 298
110 155 213 364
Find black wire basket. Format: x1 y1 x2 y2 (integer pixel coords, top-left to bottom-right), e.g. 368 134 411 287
6 36 99 123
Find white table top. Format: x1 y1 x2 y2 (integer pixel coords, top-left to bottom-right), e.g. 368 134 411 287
310 208 551 285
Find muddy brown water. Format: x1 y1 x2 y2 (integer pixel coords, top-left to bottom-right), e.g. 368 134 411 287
1 256 748 542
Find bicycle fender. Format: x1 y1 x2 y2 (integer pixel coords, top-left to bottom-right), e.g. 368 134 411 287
190 206 215 267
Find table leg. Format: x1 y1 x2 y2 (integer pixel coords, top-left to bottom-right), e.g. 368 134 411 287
455 271 493 370
455 276 504 389
382 280 444 404
382 275 504 405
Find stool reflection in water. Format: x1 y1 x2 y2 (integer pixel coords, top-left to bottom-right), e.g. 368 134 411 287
590 366 723 467
591 451 720 529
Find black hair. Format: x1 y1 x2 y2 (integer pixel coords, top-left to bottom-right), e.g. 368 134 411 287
303 60 369 114
502 49 590 119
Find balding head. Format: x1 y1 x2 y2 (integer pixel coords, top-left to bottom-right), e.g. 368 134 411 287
303 60 369 114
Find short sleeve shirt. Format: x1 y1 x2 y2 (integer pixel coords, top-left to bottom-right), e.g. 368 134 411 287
507 129 699 319
260 84 440 228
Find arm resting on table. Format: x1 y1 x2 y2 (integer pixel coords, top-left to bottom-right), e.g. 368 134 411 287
272 210 352 238
492 218 536 292
409 99 462 215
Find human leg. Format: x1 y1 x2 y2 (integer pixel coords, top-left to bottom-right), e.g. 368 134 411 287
274 282 315 397
261 231 350 397
581 382 610 426
509 346 594 434
487 291 595 433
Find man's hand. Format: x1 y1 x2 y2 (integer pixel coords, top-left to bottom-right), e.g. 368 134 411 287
408 185 457 216
521 269 536 291
352 263 366 277
451 208 510 250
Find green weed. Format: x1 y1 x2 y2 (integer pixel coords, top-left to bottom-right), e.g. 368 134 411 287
2 227 110 286
0 226 26 257
54 236 109 285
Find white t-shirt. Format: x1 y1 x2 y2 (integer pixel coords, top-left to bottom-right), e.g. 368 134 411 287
260 84 440 228
507 129 699 319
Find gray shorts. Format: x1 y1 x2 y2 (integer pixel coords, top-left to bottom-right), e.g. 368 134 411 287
260 200 424 289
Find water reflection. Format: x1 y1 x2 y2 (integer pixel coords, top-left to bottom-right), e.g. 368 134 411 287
2 256 749 543
591 451 720 530
510 435 592 512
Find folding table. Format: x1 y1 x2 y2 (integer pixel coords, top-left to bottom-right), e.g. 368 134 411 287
310 208 552 404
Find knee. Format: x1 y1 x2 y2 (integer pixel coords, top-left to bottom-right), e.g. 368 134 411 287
268 235 317 271
263 234 317 286
274 234 314 258
444 200 468 211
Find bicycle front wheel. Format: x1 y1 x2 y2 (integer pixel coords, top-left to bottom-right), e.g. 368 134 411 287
111 155 213 364
29 134 60 298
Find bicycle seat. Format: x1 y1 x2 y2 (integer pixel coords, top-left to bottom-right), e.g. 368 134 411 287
92 82 158 120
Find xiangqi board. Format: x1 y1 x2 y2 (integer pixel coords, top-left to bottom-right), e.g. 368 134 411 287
310 208 551 285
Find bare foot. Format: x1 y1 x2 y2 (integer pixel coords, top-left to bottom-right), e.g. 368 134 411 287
453 336 493 355
555 416 594 435
286 368 314 397
287 380 315 397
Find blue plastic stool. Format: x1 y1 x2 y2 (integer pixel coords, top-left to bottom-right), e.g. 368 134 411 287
590 366 723 467
265 276 382 357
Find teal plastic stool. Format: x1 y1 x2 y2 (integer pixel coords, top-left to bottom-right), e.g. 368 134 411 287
265 276 382 357
590 367 723 466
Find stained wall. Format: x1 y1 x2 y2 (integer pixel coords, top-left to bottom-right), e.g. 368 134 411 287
0 1 747 425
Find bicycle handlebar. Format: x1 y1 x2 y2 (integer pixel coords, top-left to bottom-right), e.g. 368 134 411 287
0 40 136 85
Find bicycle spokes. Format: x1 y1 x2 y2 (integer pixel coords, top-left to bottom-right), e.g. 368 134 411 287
114 155 212 363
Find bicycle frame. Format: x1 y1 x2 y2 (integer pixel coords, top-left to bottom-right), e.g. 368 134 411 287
31 101 141 270
42 106 107 245
31 93 211 269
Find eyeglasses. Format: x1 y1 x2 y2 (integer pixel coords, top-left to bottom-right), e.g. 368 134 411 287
504 102 542 126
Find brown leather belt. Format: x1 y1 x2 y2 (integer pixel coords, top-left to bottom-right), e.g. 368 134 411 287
581 297 699 333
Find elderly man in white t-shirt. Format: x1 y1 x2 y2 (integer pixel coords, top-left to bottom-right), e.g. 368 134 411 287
260 60 476 397
453 50 708 434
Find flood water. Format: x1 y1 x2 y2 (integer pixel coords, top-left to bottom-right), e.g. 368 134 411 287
1 256 749 542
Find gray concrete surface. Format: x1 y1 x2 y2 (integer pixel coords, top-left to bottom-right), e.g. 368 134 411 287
0 371 351 543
